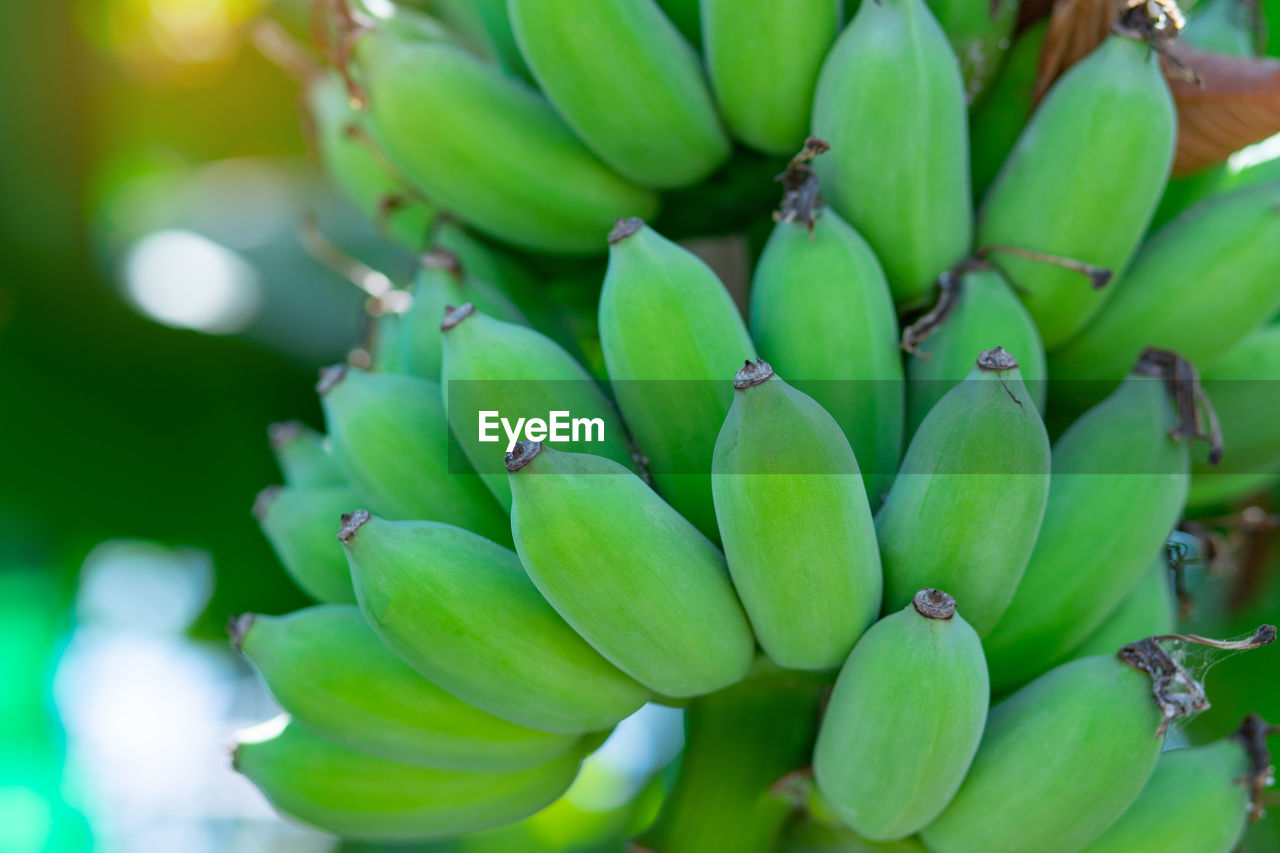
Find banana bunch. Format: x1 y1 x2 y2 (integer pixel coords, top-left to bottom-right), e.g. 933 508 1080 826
231 0 1280 847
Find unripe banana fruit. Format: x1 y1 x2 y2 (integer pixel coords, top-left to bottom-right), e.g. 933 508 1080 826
812 0 971 304
232 606 578 769
254 485 360 605
508 442 755 697
876 349 1051 635
267 420 345 488
814 590 988 841
599 218 757 539
968 20 1045 201
233 719 585 841
977 35 1175 348
924 0 1018 103
342 512 649 733
508 0 730 188
701 0 842 156
712 360 882 669
1061 551 1176 664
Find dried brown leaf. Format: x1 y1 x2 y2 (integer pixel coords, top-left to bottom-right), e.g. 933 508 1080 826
1165 45 1280 175
1034 0 1118 103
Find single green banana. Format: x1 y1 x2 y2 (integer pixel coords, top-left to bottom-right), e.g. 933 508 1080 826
814 590 988 841
919 653 1168 853
812 0 971 304
903 265 1046 441
1050 180 1280 408
318 366 511 544
1147 166 1228 233
267 421 345 488
508 0 730 188
440 302 635 509
982 353 1194 692
1061 551 1176 663
397 250 526 380
599 218 757 540
342 511 650 733
232 606 578 769
1190 325 1280 510
876 349 1051 635
507 442 755 697
711 360 882 669
471 0 534 80
749 149 903 505
1180 0 1258 55
254 484 360 605
924 0 1018 103
968 20 1045 201
701 0 842 156
233 719 585 841
350 24 658 254
367 309 406 374
977 35 1175 348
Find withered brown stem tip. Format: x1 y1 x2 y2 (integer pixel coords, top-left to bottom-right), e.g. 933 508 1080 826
338 509 371 544
913 589 956 620
734 358 774 390
977 347 1018 372
506 440 542 473
252 485 282 521
441 302 475 331
316 363 348 395
227 613 254 651
609 217 645 244
267 420 305 450
421 249 462 277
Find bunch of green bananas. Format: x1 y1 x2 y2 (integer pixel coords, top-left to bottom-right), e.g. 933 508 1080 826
234 0 1280 849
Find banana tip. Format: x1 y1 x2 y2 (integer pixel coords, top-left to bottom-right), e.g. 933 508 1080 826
977 347 1018 372
227 613 254 651
913 589 957 620
317 364 348 395
734 358 775 390
338 509 371 544
252 485 282 521
421 249 462 278
267 420 306 451
609 217 645 245
441 302 475 331
506 440 542 473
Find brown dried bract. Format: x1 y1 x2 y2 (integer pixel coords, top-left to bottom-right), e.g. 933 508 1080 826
773 137 831 233
1164 46 1280 176
1134 347 1224 464
1231 712 1278 822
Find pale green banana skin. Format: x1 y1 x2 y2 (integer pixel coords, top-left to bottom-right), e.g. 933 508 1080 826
814 596 989 841
368 311 406 374
320 368 512 543
1050 181 1280 405
876 358 1051 635
1180 0 1257 56
508 0 730 188
234 720 585 841
471 0 535 80
508 444 755 697
982 374 1188 692
236 606 578 769
905 267 1046 440
919 656 1165 853
353 31 658 254
441 308 635 509
701 0 842 156
1190 325 1280 510
269 421 345 488
345 514 650 733
1061 552 1176 663
812 0 972 304
749 210 903 506
977 36 1175 349
599 220 757 540
256 485 361 605
711 369 882 669
1076 739 1251 853
924 0 1018 103
968 21 1044 201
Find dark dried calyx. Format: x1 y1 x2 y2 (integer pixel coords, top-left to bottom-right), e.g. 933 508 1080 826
772 137 831 232
505 440 542 473
913 588 956 620
978 346 1018 372
1231 712 1278 822
608 217 645 244
1134 347 1224 465
441 302 476 331
734 359 774 390
338 509 371 543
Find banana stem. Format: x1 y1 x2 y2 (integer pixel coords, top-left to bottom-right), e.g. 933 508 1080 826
638 663 829 853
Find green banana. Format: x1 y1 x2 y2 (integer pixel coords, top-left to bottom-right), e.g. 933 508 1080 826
1050 180 1280 408
342 511 650 733
440 303 635 509
1180 0 1258 55
254 484 360 605
318 366 511 544
701 0 842 156
599 218 757 539
1077 717 1271 853
749 148 903 505
902 265 1046 441
1148 167 1227 233
470 0 534 80
876 349 1051 635
507 442 755 697
812 0 971 304
976 34 1176 348
711 360 882 669
982 353 1194 693
267 421 345 488
924 0 1018 103
919 653 1168 853
397 250 527 380
231 606 578 769
814 590 988 841
349 23 658 254
1061 551 1176 663
233 719 585 841
1190 325 1280 510
968 21 1045 201
507 0 730 188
